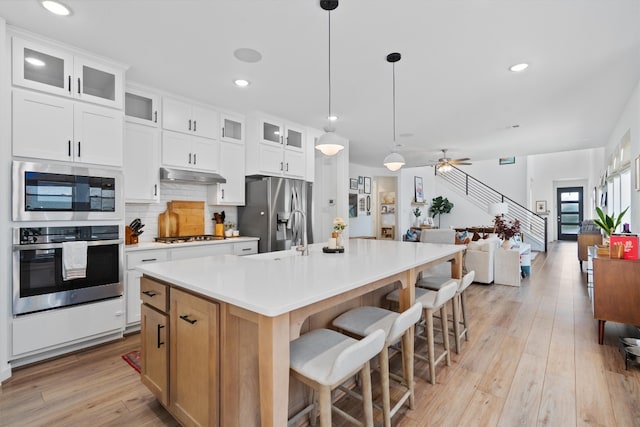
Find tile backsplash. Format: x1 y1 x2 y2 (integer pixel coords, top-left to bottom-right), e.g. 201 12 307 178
125 182 238 243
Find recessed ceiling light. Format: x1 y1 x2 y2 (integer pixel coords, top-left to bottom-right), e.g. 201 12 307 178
327 115 338 122
40 1 72 16
509 63 529 72
234 79 250 87
25 57 46 67
233 48 262 63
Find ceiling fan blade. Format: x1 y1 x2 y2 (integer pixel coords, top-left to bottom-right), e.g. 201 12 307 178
454 162 472 165
452 157 470 162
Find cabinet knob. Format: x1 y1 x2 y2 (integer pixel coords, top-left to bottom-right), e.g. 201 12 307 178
221 189 225 199
154 184 158 197
68 140 71 157
77 141 81 157
193 120 197 132
222 127 225 138
68 75 71 93
280 161 283 171
188 119 192 131
154 111 158 123
157 324 165 348
193 153 197 165
77 77 81 94
188 153 192 164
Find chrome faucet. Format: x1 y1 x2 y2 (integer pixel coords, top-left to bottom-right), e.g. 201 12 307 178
290 209 308 256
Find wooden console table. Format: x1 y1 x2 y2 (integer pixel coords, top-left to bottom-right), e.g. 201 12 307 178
593 257 640 344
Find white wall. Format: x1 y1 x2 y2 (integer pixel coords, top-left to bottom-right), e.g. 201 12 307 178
0 17 11 383
604 80 640 232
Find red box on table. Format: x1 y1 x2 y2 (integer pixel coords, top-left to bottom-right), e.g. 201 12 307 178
610 234 639 260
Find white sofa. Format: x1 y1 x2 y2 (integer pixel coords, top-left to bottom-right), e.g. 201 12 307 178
418 229 499 284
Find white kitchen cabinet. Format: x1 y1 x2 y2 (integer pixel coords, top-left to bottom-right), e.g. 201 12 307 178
13 89 123 167
126 250 169 327
220 113 244 143
124 122 160 203
162 130 219 172
125 86 160 127
162 97 218 140
208 140 245 205
169 244 232 261
233 240 258 255
246 114 307 179
12 37 124 109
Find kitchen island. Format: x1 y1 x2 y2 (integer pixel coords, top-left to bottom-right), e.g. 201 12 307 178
137 239 464 426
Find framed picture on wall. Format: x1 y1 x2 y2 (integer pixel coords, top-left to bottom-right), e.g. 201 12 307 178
349 193 358 218
535 200 547 213
349 178 358 190
414 176 424 203
499 157 515 165
364 177 371 194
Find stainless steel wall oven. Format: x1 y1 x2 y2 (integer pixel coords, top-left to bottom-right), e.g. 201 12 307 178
13 225 123 315
12 160 123 221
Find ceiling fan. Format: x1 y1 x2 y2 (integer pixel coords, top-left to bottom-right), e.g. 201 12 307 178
431 149 472 171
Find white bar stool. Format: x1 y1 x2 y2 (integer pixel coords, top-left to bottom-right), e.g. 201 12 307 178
387 280 458 384
288 328 385 427
418 271 475 354
332 303 423 427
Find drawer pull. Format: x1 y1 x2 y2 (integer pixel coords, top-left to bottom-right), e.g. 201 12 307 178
180 314 197 325
157 324 165 348
141 258 158 262
241 248 252 251
142 290 157 297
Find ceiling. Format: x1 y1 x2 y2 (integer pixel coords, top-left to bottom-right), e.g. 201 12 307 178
1 0 639 168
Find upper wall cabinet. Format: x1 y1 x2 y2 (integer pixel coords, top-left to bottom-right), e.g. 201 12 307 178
162 97 218 140
12 37 125 109
246 113 306 179
220 113 244 144
125 86 160 127
13 89 123 167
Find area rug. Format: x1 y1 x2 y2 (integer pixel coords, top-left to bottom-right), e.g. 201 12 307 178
122 350 141 374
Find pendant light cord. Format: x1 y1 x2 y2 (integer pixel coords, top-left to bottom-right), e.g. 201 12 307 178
328 10 332 119
392 61 396 144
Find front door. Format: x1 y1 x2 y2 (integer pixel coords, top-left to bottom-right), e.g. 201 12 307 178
557 187 583 241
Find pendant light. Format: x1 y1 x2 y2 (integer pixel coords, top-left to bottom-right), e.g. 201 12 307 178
383 52 405 171
315 0 344 157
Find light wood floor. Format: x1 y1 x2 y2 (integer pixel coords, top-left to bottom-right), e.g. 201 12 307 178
1 241 639 426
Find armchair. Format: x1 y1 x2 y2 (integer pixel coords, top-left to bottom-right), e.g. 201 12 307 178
464 237 500 284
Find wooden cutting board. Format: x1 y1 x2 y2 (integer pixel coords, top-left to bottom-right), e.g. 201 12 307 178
168 200 205 236
158 209 178 238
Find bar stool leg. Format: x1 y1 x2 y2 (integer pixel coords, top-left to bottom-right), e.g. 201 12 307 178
461 291 469 341
425 308 436 384
380 346 391 427
319 385 332 427
452 295 461 354
441 303 451 366
361 361 374 427
402 328 415 409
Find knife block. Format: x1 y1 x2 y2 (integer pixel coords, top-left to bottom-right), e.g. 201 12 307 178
125 226 138 245
214 223 225 237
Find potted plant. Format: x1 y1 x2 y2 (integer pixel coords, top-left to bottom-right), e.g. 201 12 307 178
594 206 629 244
494 217 521 248
412 207 422 227
429 196 453 228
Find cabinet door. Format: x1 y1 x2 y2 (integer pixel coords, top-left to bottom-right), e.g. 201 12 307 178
191 135 219 172
170 289 219 427
12 37 73 97
162 130 193 169
125 88 160 127
74 56 123 109
124 122 160 203
285 125 304 151
215 141 245 205
220 113 244 143
163 97 192 134
12 89 74 161
73 103 123 167
191 105 218 140
284 149 305 179
170 244 232 261
260 119 283 145
259 143 285 175
126 270 143 325
141 304 168 406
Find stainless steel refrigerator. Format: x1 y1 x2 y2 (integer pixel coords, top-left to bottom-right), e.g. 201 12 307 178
238 177 313 253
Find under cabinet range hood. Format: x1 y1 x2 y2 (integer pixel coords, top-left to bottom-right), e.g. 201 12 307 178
160 168 226 185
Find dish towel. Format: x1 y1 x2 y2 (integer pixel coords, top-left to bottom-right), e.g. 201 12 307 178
62 241 88 281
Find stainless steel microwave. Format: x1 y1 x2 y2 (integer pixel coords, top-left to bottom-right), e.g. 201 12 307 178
12 160 123 221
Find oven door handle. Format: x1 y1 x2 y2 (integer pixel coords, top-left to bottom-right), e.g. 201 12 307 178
13 239 124 251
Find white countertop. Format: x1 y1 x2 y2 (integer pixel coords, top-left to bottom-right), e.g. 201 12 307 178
125 236 259 252
136 239 463 317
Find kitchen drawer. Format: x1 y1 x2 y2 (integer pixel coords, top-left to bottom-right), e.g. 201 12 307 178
170 244 232 261
127 250 169 269
234 241 257 256
141 277 169 313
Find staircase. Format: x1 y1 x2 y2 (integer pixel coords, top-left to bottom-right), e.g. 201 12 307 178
435 166 547 252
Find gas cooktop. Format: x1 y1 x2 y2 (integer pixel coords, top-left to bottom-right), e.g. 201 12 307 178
154 235 226 244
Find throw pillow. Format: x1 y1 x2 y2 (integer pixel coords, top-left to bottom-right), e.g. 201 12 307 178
455 231 471 245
